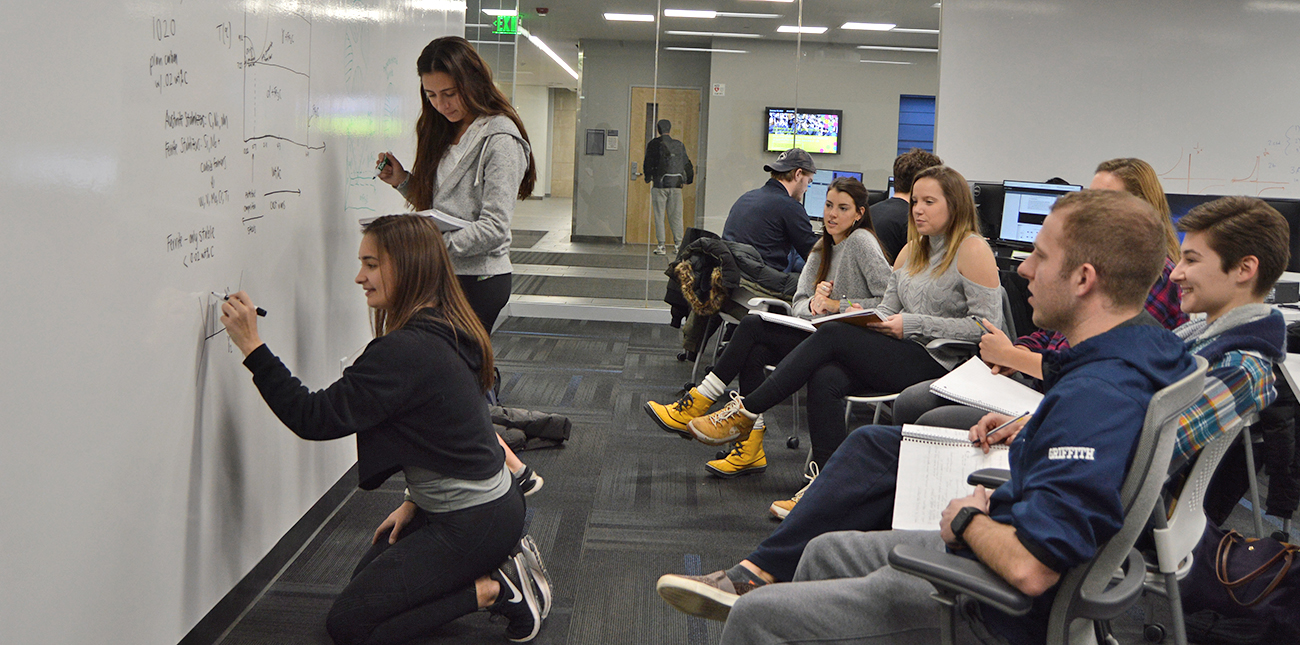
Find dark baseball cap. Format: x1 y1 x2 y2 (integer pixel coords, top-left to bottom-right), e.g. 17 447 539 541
764 148 817 174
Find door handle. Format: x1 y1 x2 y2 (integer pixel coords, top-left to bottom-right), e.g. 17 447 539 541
630 161 641 180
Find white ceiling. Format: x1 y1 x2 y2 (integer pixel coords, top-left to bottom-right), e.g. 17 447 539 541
469 0 943 90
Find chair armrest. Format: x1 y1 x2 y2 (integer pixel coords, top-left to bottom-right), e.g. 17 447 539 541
1077 548 1147 620
888 544 1033 616
926 338 978 352
746 297 792 315
967 468 1011 489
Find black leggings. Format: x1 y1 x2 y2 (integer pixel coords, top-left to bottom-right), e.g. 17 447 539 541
742 321 949 466
711 316 811 396
325 483 526 645
458 273 512 333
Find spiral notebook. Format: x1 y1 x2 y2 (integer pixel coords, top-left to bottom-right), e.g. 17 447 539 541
891 425 1011 531
929 356 1044 417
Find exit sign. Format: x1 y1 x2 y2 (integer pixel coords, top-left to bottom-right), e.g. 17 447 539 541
492 15 518 35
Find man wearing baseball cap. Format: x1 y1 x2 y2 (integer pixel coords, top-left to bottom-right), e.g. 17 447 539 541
721 148 821 271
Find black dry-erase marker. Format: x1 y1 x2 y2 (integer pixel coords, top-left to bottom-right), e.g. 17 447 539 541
213 292 267 317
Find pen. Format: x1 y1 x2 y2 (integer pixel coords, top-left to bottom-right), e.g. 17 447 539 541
977 412 1030 445
374 155 388 178
213 292 267 317
973 317 996 335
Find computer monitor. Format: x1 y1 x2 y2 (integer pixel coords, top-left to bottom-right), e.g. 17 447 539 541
970 182 1004 239
1259 196 1300 272
804 169 867 219
996 180 1083 249
1165 193 1224 243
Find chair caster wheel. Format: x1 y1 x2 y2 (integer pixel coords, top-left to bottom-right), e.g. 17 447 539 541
786 436 800 449
1142 624 1166 643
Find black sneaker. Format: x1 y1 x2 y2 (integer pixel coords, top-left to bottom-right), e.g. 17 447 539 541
489 555 542 642
517 536 553 619
514 465 544 497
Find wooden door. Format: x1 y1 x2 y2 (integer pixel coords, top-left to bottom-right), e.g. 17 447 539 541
626 87 701 244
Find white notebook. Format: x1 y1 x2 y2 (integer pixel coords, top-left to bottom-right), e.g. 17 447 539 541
750 308 884 334
891 425 1011 531
929 356 1044 417
358 208 468 232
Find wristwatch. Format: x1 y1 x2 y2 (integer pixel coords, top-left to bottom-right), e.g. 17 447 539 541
951 507 986 547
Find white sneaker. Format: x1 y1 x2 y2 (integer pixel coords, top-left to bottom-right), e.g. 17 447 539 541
653 245 666 255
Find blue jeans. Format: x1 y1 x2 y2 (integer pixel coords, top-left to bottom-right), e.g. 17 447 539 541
747 424 903 581
325 483 526 645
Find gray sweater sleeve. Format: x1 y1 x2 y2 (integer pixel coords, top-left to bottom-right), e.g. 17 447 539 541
790 246 822 318
443 133 527 260
837 231 892 312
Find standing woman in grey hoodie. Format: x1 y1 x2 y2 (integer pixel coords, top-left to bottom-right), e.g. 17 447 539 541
378 36 537 333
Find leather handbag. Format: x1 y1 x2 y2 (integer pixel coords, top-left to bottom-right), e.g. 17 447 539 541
1180 524 1299 643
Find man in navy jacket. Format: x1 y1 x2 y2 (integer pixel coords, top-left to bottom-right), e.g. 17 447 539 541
721 148 820 271
663 190 1197 645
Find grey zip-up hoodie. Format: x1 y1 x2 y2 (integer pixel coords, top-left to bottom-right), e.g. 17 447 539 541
398 114 531 276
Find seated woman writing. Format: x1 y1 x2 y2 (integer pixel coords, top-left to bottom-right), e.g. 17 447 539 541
219 215 548 644
644 177 892 479
653 165 1003 517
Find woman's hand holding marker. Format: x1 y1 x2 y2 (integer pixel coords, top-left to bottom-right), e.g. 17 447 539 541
219 291 265 357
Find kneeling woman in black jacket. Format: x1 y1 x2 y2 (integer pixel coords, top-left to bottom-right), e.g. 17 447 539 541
220 214 546 643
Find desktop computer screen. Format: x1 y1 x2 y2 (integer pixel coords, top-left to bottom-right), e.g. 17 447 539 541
805 170 866 219
997 180 1082 248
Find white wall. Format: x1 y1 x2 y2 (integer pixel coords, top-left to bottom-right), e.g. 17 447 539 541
515 84 551 197
702 40 939 231
936 0 1300 196
0 2 461 642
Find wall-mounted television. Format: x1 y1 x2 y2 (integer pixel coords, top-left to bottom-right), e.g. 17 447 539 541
766 107 842 154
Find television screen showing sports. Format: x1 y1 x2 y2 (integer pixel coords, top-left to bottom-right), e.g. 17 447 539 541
767 108 842 154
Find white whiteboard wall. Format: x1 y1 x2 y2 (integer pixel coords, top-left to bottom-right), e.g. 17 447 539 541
936 0 1300 196
0 2 463 643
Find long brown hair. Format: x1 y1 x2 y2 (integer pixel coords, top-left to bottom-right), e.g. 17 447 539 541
813 177 882 283
406 37 537 210
1095 158 1179 262
904 165 982 276
361 215 494 391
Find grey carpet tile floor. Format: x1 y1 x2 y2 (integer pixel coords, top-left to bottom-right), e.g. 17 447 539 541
510 250 671 271
510 274 667 301
213 316 1297 645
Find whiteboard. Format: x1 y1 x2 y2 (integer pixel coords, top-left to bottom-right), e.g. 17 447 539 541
936 0 1300 197
0 2 463 642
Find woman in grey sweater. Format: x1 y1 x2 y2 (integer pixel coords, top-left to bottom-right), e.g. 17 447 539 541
678 166 1003 518
377 37 536 332
645 178 892 478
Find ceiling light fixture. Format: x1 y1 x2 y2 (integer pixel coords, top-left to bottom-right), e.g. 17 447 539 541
777 25 828 34
664 9 716 18
860 59 913 65
665 46 749 53
481 8 517 16
604 13 655 22
891 27 940 34
717 12 780 18
857 45 938 52
518 26 579 80
842 22 896 31
664 30 762 38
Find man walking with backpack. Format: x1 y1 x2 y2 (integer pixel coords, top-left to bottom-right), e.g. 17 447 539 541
643 119 694 255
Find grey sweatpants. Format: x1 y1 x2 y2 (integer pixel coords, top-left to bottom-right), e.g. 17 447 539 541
720 530 1010 645
651 186 683 246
